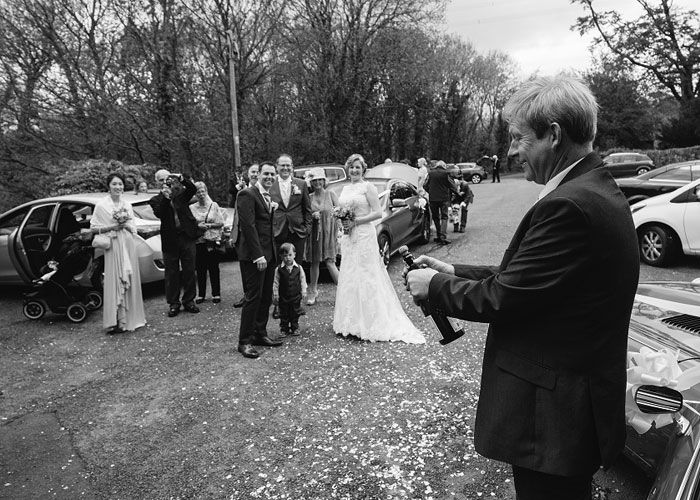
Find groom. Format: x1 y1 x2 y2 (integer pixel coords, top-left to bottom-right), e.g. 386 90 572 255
235 162 283 359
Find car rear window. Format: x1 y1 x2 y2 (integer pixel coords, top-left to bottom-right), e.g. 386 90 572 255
653 166 692 182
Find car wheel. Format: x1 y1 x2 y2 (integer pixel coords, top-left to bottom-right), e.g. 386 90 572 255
639 225 677 267
636 167 650 176
378 233 391 267
23 300 46 320
91 257 104 291
418 212 431 243
66 302 88 323
471 174 482 184
84 290 103 311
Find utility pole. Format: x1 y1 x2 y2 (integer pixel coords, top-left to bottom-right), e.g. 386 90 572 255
226 30 241 185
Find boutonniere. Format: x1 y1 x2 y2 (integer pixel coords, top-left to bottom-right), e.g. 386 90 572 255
292 185 301 195
270 201 279 211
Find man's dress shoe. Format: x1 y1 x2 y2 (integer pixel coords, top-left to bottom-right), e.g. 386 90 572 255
233 297 244 308
238 344 259 359
168 306 180 317
254 336 283 347
183 303 200 313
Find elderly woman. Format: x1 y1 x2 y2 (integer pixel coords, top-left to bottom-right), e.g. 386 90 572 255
91 172 146 334
304 167 339 304
189 181 225 304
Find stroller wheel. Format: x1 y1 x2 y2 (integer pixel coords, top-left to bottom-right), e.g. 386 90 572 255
23 300 46 320
66 303 88 323
84 290 103 311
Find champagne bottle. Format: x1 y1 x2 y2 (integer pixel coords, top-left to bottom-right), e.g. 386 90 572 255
399 246 465 345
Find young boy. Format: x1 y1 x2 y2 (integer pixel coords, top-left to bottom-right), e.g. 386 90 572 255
272 243 307 336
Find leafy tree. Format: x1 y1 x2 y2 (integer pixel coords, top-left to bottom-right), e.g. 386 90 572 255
583 59 656 149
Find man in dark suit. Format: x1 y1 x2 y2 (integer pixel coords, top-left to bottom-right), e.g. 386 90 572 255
269 154 312 258
149 170 202 317
424 160 458 245
235 162 284 359
406 75 639 499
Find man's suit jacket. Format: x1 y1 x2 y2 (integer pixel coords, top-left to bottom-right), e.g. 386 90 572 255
269 177 312 238
235 186 275 264
149 177 200 252
425 167 458 202
427 152 639 476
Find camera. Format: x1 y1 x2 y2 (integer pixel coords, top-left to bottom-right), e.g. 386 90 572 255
165 173 183 187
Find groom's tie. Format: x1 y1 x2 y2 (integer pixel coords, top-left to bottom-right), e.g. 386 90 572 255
262 192 272 212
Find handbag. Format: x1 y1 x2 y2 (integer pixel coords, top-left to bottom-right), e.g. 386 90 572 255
92 233 111 250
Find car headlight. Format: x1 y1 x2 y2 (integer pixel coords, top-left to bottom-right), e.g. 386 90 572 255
631 203 646 214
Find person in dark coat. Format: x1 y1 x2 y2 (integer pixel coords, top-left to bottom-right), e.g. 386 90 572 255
235 162 284 359
149 170 201 317
424 160 459 244
492 154 501 182
407 75 639 500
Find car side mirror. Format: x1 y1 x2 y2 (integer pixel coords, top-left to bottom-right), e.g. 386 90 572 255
635 385 683 414
694 186 700 201
391 198 408 208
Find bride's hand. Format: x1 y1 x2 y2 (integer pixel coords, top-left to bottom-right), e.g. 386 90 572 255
342 219 354 232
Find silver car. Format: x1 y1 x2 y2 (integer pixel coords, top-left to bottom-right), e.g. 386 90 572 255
0 192 164 287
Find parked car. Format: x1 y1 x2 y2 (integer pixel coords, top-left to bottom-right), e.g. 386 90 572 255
617 160 700 204
0 192 164 288
454 162 487 184
631 178 700 266
603 152 655 178
293 164 347 185
625 280 700 499
327 177 430 266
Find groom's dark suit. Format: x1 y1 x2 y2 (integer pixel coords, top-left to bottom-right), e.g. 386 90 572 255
235 184 277 346
269 177 312 258
428 153 639 477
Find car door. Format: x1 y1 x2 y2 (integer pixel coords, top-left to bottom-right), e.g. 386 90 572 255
682 187 700 253
386 181 416 247
14 203 58 280
0 206 32 284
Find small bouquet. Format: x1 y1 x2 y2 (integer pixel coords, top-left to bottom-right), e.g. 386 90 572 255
113 207 131 224
333 205 356 234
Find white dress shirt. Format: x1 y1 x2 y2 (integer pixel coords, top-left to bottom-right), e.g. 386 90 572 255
278 176 292 207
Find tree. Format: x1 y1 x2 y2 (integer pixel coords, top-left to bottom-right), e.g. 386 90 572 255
583 58 656 150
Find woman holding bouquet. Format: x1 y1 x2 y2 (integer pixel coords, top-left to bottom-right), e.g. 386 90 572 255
333 154 424 344
91 172 146 334
304 167 339 305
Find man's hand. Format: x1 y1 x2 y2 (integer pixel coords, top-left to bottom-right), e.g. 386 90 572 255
256 257 268 271
413 255 455 275
272 294 279 306
406 268 438 304
162 186 172 199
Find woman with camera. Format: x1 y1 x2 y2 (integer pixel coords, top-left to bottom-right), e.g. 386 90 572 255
190 181 225 304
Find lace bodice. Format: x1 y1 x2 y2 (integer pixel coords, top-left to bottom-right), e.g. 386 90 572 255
338 181 373 220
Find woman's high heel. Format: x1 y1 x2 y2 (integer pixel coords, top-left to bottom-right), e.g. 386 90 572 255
306 290 318 305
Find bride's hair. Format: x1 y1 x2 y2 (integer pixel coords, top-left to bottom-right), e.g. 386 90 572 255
344 153 367 174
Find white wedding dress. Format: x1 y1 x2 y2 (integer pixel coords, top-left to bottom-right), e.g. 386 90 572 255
333 181 425 344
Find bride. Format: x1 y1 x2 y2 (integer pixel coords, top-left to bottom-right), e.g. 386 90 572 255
333 153 425 344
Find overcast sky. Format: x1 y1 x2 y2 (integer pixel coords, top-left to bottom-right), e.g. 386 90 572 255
445 0 695 76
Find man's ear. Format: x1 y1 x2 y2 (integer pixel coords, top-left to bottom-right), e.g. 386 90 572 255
549 122 562 148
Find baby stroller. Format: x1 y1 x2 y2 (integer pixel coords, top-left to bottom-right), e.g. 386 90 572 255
22 231 103 323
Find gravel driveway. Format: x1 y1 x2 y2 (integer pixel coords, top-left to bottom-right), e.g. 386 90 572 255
2 173 699 499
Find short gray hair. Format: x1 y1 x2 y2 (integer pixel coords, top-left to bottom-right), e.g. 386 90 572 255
503 75 598 144
194 181 207 192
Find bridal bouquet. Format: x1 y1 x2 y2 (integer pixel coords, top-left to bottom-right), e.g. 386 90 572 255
333 206 356 235
112 207 131 224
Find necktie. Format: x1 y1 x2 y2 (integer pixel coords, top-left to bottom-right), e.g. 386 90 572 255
282 181 290 207
263 192 272 212
171 200 181 229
